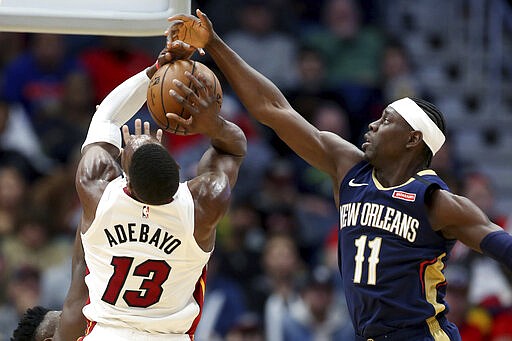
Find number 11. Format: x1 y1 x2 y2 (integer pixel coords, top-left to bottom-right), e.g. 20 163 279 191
353 235 382 285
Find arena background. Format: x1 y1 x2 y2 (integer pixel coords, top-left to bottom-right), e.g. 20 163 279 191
0 0 511 340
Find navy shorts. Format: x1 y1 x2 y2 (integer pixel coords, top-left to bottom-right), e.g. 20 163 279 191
355 315 461 341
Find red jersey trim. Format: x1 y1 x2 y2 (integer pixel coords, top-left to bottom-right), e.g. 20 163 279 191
186 266 208 338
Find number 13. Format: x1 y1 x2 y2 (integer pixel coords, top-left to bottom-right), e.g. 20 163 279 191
102 256 171 308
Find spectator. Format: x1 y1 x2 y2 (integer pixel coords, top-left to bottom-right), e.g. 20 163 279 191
0 98 53 174
195 252 248 340
429 136 462 195
251 159 298 216
225 313 264 341
458 172 512 309
302 0 385 88
39 258 72 311
381 39 425 103
1 210 71 275
217 202 265 289
462 172 507 227
294 100 352 197
291 102 350 261
282 266 354 340
31 151 81 237
301 0 385 137
251 234 303 341
285 46 344 124
35 72 93 163
0 265 42 339
224 0 298 90
1 34 83 122
282 47 348 155
444 265 486 341
0 166 28 236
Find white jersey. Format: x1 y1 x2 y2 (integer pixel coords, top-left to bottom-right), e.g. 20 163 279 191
81 176 210 336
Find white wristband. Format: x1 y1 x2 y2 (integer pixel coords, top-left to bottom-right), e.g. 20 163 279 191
81 120 122 153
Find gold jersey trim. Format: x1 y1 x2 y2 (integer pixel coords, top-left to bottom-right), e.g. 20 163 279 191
372 169 437 190
424 252 450 340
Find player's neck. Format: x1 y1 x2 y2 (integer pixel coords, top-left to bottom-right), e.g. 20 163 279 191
374 160 426 187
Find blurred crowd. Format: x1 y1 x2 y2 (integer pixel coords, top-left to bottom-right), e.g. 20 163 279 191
0 0 511 340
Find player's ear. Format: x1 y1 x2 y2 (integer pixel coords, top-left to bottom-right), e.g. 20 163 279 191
406 130 423 148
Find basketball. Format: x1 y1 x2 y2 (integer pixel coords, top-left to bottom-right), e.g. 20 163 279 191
146 60 223 134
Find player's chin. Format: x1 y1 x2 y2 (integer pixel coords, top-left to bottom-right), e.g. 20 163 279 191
362 146 373 161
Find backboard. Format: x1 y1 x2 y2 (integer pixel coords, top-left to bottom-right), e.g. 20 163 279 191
0 0 190 36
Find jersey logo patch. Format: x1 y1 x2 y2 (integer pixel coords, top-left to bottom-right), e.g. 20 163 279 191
392 190 416 202
348 178 369 187
142 206 150 218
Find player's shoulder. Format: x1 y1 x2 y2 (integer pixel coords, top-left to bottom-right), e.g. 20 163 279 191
76 145 122 214
187 172 231 236
187 171 231 212
78 144 121 181
414 169 450 192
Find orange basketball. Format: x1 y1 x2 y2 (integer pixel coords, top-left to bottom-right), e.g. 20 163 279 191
146 60 223 134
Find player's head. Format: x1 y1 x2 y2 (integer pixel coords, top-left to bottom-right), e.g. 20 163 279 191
122 135 180 205
11 306 61 341
409 97 446 166
364 97 446 167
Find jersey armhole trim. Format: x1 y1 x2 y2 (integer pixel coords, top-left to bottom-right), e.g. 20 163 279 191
183 181 212 257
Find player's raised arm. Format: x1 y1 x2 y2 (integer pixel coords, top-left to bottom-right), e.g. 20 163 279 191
76 47 175 227
167 70 247 186
167 10 363 183
167 70 247 251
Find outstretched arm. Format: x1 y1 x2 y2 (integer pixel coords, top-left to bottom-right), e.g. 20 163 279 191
429 189 512 271
167 10 363 185
167 71 247 251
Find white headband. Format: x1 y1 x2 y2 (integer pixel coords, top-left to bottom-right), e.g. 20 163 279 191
389 97 445 155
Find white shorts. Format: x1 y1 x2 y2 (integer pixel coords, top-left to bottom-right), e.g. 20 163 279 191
81 323 194 341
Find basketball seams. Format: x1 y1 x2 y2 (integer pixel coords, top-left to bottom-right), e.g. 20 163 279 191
159 64 171 130
212 71 217 96
148 79 169 131
211 72 221 110
157 63 187 134
173 60 197 135
147 60 220 135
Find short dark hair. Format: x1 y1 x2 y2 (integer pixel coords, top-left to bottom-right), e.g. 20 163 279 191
410 97 447 166
11 306 49 341
129 143 180 205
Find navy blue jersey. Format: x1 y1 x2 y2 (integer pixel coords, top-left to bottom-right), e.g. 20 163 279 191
338 161 457 338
